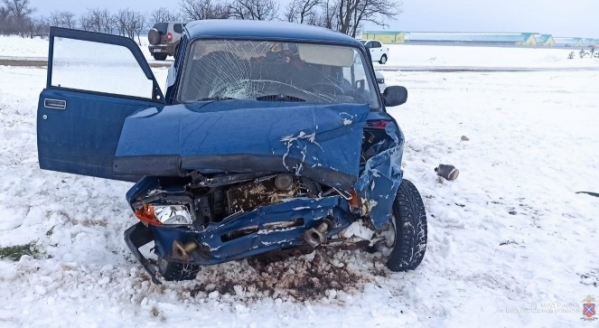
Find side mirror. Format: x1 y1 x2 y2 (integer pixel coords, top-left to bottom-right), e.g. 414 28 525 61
383 86 408 107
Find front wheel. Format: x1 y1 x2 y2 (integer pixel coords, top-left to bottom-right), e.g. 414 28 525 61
385 179 427 272
152 53 167 61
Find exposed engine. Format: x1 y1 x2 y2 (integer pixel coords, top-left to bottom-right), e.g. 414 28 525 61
130 173 323 228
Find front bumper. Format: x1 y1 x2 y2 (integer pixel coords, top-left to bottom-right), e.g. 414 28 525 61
124 195 355 282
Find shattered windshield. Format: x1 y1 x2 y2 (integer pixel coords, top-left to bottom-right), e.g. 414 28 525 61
178 40 380 109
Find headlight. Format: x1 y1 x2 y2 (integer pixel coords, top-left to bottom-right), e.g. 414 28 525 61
134 204 193 226
154 205 193 225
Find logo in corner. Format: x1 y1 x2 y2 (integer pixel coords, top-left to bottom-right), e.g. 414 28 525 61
582 296 597 321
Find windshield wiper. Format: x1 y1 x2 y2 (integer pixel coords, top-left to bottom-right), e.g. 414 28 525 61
256 94 306 102
197 96 235 101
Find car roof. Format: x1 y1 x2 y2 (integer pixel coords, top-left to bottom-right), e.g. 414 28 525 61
185 20 362 47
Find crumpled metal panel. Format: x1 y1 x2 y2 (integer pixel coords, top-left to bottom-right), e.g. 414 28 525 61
150 195 355 265
114 102 370 189
354 122 405 229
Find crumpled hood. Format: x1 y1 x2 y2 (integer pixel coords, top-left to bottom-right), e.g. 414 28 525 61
114 101 370 188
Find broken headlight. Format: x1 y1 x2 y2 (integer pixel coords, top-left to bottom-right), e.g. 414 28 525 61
135 204 193 226
154 205 193 225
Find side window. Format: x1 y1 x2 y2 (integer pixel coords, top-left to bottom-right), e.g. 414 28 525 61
173 24 183 33
372 42 381 48
51 37 153 99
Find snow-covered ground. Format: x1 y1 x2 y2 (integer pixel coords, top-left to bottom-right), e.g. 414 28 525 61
376 44 599 69
1 36 599 327
2 35 599 68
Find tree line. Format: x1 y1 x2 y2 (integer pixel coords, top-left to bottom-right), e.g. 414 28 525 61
0 0 402 41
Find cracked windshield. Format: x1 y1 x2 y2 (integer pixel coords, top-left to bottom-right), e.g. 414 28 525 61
179 40 380 109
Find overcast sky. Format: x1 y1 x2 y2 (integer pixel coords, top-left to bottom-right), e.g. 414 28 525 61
31 0 599 38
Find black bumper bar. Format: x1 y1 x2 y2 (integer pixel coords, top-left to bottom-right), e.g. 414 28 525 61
124 223 161 284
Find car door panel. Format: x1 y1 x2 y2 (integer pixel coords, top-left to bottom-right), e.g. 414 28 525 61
37 27 165 181
366 42 375 61
38 89 160 181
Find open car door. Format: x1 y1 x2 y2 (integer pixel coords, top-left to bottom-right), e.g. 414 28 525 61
37 27 165 181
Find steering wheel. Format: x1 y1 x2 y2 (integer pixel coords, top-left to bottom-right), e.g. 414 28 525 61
306 82 345 95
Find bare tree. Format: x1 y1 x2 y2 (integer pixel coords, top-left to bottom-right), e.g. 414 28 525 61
98 9 114 34
1 0 35 35
307 0 338 29
180 0 231 20
2 0 34 20
79 12 93 31
149 7 180 25
229 0 278 20
60 11 76 28
112 9 146 43
114 8 135 37
132 11 146 45
285 0 321 24
48 11 76 28
81 8 114 33
25 15 48 37
315 0 401 37
0 6 12 34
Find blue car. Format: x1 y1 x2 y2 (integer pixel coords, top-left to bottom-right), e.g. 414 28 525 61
37 20 427 283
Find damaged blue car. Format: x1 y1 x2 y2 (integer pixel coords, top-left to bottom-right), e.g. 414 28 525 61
37 20 427 283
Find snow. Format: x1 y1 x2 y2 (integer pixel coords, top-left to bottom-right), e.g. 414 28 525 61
1 36 599 327
374 44 599 69
0 35 50 58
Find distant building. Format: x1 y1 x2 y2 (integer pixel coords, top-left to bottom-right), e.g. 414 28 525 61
361 31 406 44
582 38 598 47
401 32 538 46
534 34 555 47
554 37 584 47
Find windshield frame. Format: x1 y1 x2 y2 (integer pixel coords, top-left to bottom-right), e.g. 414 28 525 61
176 38 382 110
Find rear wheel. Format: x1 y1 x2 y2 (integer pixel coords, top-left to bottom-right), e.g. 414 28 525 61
385 179 427 272
379 54 388 64
152 53 167 61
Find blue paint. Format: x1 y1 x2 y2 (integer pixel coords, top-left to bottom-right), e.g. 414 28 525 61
355 121 405 229
114 102 370 188
147 196 354 265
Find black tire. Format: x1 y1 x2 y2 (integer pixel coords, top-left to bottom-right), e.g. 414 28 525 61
152 53 167 61
379 54 387 64
386 179 427 272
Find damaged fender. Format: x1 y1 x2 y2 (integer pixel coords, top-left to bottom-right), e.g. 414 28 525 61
354 121 404 229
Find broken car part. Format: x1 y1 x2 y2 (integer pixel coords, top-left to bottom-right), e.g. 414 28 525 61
303 220 332 248
435 164 460 181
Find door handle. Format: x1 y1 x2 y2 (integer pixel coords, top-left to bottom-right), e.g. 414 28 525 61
44 98 66 110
